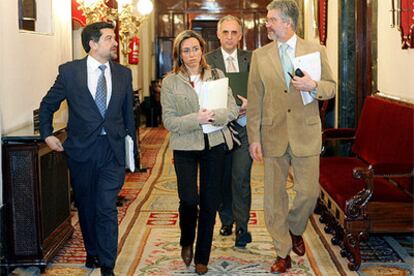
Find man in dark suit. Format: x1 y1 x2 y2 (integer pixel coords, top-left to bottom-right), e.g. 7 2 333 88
206 15 253 248
39 22 137 276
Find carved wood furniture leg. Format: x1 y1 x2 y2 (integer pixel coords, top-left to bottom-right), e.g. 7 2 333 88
343 232 362 271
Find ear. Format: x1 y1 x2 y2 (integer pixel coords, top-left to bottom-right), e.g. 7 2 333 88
89 40 97 51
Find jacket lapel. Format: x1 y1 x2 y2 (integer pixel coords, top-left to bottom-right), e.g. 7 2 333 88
237 49 249 72
213 49 226 72
106 61 120 115
77 57 102 116
294 37 308 58
267 41 285 81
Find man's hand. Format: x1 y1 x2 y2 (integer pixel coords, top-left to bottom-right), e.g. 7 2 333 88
291 70 317 92
197 108 215 124
237 95 248 116
45 136 64 152
249 142 263 161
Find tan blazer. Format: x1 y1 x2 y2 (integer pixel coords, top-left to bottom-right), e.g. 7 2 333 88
247 38 336 157
161 68 239 151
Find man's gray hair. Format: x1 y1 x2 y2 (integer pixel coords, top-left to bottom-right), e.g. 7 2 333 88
217 15 242 32
267 0 299 31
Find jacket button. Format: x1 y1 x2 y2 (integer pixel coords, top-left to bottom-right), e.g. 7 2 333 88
288 109 291 112
284 90 288 93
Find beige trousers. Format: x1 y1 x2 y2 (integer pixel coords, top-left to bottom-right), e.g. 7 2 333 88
263 146 320 258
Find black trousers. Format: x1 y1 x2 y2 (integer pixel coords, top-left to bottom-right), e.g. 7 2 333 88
67 136 125 269
173 140 226 265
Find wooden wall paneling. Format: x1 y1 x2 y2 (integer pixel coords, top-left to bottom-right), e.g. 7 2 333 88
158 0 185 10
158 13 172 37
173 13 186 36
155 0 278 77
244 0 271 10
187 0 241 10
243 13 256 50
256 12 270 48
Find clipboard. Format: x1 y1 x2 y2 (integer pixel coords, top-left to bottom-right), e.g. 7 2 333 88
225 72 248 105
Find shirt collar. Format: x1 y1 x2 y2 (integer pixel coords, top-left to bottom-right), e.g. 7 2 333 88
87 55 110 71
221 48 238 61
277 34 297 51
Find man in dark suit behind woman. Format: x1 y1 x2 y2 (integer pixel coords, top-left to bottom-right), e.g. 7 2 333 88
206 15 253 248
39 22 137 276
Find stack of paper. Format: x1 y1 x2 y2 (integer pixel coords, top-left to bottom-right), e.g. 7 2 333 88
292 51 321 105
198 78 229 133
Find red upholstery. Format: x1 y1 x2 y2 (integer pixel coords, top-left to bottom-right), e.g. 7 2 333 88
320 157 412 210
320 96 414 210
352 96 414 166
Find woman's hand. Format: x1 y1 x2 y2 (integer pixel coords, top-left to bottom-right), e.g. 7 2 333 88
197 108 215 124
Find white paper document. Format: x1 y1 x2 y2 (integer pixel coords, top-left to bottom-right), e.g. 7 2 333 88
198 78 228 134
125 135 135 172
292 51 321 105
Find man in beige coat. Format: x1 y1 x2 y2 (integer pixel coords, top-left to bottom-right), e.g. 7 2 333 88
246 0 336 273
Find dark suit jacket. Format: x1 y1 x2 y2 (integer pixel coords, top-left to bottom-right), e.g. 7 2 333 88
206 48 251 105
39 57 137 165
206 48 251 74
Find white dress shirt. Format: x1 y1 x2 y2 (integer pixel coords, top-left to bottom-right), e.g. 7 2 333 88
87 55 112 108
221 48 239 73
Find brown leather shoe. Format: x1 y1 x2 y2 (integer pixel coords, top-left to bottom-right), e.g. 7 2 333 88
181 245 193 267
290 231 306 256
195 264 208 275
270 255 292 273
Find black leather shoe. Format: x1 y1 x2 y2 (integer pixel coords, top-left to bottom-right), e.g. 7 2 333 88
101 267 115 276
219 224 233 236
235 228 252 248
85 255 100 268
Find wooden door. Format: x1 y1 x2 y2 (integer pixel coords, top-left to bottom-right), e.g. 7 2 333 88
191 20 219 53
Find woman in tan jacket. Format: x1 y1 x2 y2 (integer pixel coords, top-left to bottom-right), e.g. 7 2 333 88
161 30 238 275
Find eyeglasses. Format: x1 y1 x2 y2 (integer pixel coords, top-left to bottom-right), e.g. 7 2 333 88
181 46 201 55
265 17 278 25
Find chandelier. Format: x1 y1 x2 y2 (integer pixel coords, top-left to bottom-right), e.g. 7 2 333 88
76 0 154 63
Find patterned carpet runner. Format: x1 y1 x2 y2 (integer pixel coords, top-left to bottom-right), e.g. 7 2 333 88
42 127 412 276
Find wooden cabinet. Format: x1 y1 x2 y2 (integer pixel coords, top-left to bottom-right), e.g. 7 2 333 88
1 125 73 271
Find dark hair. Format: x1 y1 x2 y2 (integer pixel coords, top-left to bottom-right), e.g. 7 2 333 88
172 30 209 79
81 22 114 53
